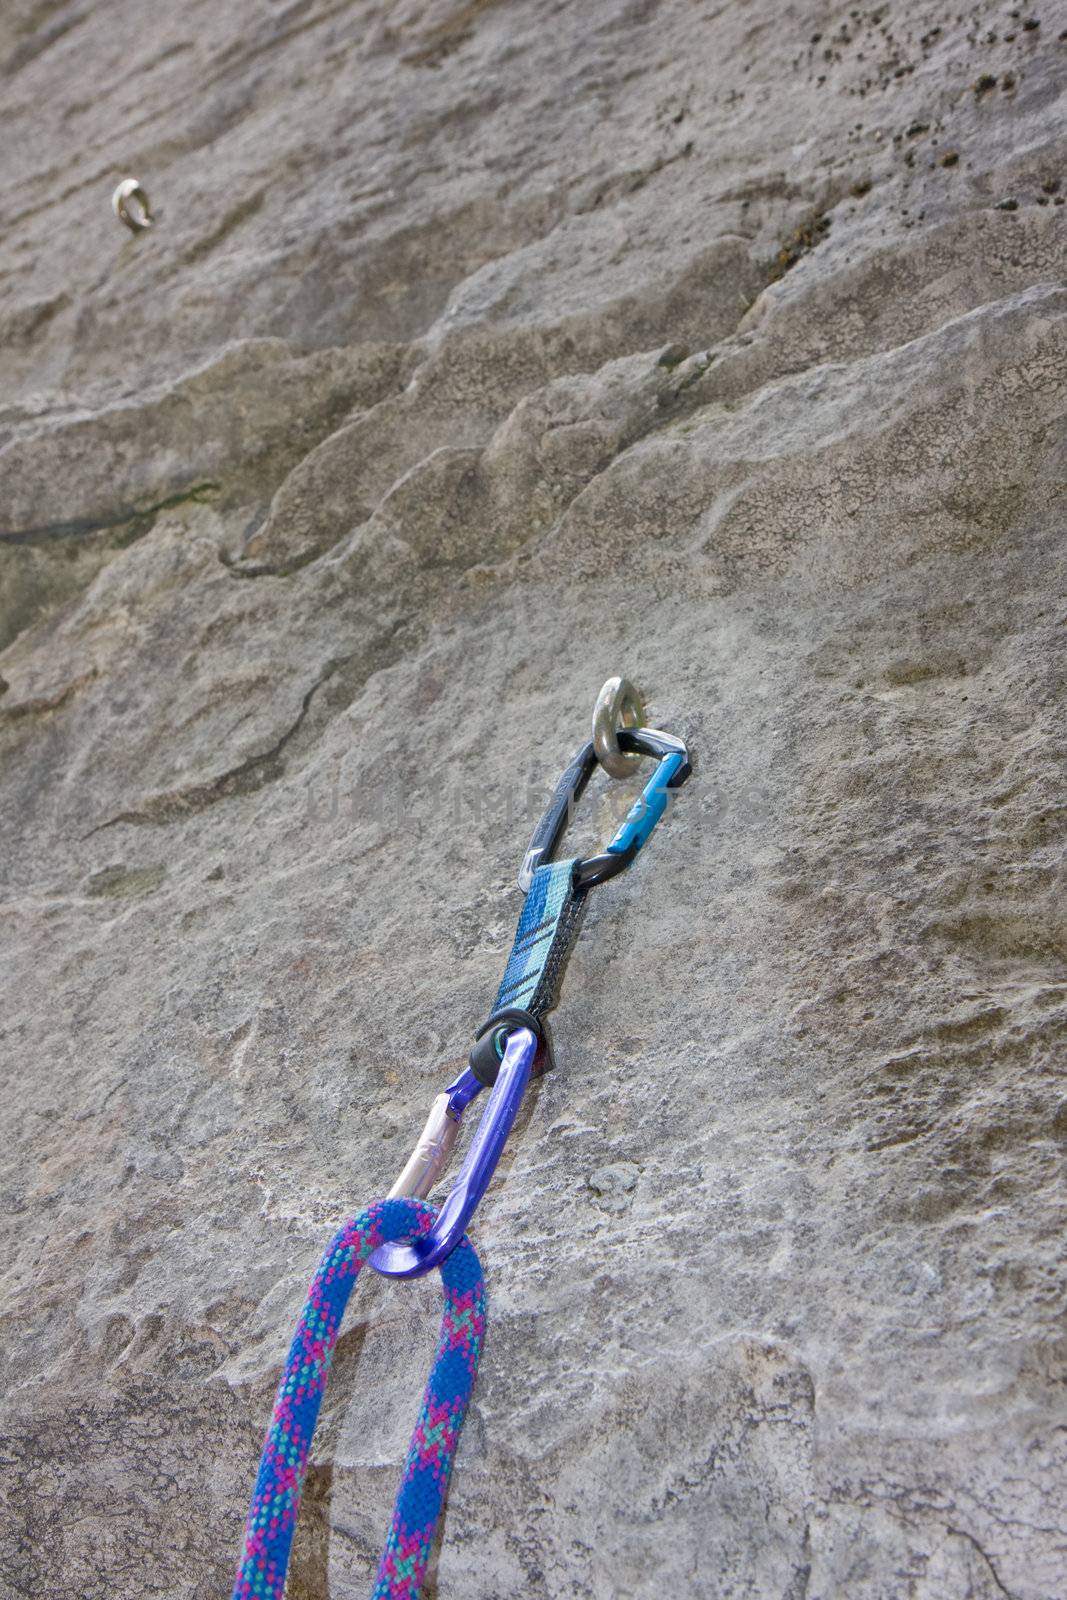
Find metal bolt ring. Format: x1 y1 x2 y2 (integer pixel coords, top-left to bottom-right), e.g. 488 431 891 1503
112 178 152 234
592 676 646 778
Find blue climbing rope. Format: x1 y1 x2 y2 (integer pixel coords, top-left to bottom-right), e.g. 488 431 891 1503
232 1198 485 1600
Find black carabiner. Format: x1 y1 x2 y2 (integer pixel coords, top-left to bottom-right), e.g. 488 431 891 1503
519 726 691 894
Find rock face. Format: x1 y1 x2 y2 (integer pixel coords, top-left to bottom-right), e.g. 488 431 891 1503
1 2 1065 1596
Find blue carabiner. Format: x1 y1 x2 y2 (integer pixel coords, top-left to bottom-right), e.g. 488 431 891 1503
369 1027 537 1279
520 725 691 892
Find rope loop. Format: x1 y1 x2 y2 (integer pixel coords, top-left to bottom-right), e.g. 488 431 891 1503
232 1196 486 1600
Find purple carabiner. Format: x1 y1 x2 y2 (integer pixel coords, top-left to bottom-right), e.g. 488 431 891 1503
369 1027 537 1279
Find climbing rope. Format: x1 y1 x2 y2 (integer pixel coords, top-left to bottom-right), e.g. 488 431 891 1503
231 679 691 1596
232 1198 486 1600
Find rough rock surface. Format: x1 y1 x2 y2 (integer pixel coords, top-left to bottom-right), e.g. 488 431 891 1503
1 2 1066 1596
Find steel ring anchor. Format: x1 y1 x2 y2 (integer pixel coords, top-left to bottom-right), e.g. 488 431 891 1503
592 675 645 778
112 178 152 233
370 1026 538 1280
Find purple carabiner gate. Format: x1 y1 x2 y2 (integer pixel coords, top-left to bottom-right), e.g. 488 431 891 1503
369 1027 537 1279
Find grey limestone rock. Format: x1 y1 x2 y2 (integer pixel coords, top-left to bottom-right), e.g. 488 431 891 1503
1 2 1065 1597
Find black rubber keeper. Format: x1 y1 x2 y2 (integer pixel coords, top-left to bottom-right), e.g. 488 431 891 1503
468 1007 554 1087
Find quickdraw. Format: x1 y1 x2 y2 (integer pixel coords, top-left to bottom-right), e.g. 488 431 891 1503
232 679 691 1600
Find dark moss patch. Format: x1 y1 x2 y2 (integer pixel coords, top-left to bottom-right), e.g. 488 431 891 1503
771 213 831 279
85 864 166 899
